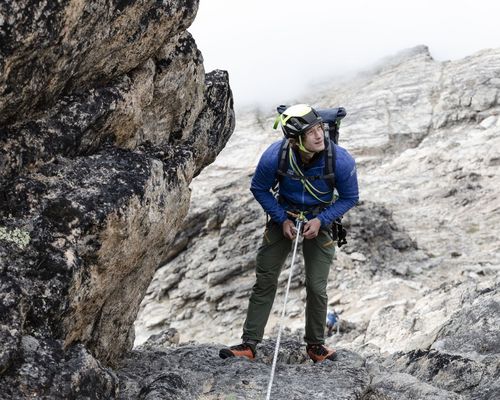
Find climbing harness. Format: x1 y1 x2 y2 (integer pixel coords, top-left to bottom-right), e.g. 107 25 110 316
265 212 305 400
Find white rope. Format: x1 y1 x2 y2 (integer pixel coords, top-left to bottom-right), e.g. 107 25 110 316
265 219 303 400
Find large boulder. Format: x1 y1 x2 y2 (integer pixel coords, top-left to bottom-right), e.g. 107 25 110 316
0 0 235 398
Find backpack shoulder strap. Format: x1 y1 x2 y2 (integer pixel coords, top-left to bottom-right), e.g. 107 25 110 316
277 138 289 175
323 138 336 190
274 138 336 190
272 138 290 191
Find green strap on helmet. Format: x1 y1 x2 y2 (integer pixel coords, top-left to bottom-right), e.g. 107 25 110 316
273 114 280 130
297 136 313 154
273 113 295 130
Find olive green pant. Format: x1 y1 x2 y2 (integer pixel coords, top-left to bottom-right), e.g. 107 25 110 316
242 222 336 345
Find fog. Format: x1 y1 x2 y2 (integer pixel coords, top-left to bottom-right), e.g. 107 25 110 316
189 0 500 110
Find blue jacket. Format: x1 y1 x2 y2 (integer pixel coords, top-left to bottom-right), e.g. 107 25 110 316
250 140 359 227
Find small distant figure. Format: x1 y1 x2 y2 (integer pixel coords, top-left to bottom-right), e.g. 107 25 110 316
326 310 339 337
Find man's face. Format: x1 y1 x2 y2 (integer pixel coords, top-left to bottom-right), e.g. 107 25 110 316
302 124 325 152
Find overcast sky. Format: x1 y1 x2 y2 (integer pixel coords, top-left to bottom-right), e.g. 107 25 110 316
189 0 500 109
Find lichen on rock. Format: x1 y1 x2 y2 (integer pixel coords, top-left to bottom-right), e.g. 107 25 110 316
0 226 30 249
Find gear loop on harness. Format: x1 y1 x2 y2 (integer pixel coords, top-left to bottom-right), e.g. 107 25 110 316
286 210 308 222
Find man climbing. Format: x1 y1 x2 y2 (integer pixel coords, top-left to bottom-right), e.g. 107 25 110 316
219 104 359 363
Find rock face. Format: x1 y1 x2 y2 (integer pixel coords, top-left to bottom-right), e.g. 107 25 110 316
0 0 199 126
135 46 500 399
0 0 234 398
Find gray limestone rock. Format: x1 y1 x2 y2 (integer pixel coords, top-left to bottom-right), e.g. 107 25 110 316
383 284 500 400
365 372 464 400
120 297 499 400
117 337 371 400
136 45 500 400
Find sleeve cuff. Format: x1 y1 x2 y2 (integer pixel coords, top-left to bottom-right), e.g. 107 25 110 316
277 214 288 224
317 214 328 227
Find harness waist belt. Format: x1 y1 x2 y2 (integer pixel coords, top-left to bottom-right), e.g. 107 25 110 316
278 196 328 216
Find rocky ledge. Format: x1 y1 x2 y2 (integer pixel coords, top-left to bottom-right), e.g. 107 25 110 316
120 280 498 399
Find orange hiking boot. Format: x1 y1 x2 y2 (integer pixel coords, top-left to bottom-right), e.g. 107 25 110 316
306 344 337 363
219 341 256 360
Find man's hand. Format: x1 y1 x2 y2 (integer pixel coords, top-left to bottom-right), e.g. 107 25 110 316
302 218 321 239
282 219 296 240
